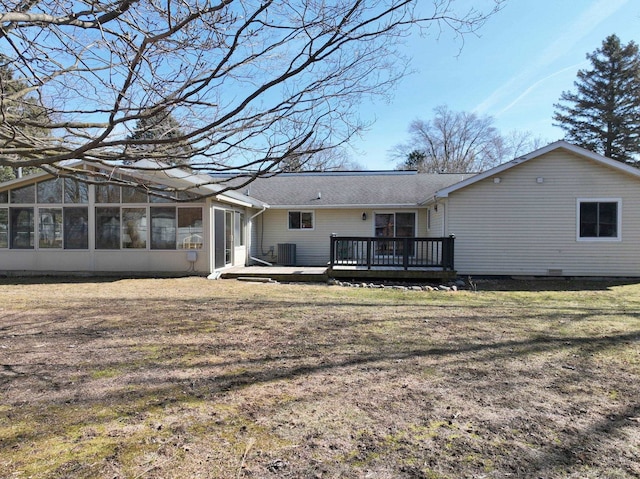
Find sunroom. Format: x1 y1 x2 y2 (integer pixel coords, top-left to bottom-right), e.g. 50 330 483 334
0 164 265 276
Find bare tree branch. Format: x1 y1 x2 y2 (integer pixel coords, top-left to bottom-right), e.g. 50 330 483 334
0 0 504 195
393 105 545 173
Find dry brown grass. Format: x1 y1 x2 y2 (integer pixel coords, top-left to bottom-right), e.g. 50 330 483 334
1 277 639 478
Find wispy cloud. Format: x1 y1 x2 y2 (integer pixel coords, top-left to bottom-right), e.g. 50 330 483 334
496 61 587 116
475 0 631 115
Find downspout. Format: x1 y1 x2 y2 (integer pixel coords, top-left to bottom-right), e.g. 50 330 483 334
247 206 272 266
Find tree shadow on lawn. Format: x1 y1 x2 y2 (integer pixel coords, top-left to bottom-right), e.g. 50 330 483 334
470 277 640 292
3 329 640 475
1 295 640 477
0 274 638 291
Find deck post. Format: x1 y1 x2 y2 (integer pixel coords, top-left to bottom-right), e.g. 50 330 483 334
329 234 336 268
366 238 372 269
443 234 455 270
403 237 409 270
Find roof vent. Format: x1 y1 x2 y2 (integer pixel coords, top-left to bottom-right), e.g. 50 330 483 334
317 191 322 199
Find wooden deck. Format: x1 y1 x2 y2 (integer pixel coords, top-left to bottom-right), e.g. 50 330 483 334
329 265 457 281
220 266 329 282
221 265 457 282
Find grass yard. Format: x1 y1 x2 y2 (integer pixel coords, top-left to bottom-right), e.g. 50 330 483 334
1 277 639 479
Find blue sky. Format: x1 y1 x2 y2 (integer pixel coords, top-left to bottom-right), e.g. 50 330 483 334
350 0 640 170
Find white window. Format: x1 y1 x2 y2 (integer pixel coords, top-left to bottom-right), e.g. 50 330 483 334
288 211 314 230
577 198 621 241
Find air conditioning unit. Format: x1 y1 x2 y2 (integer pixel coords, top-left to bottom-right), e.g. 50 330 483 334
277 243 296 266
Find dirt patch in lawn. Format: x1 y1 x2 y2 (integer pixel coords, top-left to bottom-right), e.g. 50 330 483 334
1 277 639 478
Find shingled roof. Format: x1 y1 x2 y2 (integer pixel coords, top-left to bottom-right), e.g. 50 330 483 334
233 171 474 208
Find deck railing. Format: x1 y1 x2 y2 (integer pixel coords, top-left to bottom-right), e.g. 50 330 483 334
329 234 455 271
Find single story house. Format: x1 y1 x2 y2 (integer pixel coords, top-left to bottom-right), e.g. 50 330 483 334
1 140 640 278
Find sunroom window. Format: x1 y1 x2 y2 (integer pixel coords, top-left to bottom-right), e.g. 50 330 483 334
37 178 63 204
64 178 89 204
151 207 177 249
10 208 34 249
10 184 35 204
96 207 121 249
178 208 203 249
122 208 147 249
64 207 89 249
39 208 63 248
0 208 8 248
1 179 204 250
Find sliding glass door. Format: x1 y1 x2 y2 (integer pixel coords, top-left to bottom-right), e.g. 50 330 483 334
374 212 416 256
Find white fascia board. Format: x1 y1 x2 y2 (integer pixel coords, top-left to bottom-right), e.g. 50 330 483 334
266 203 421 209
0 171 51 189
0 160 88 190
215 193 268 209
434 140 640 199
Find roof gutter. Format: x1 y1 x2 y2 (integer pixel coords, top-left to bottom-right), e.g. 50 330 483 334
265 203 420 209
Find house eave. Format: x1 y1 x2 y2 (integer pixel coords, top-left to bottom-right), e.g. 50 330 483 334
215 194 268 209
265 203 422 209
433 140 640 199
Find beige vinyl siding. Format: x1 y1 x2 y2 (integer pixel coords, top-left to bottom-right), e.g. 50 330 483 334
0 235 210 273
427 203 446 237
447 150 640 277
252 207 425 266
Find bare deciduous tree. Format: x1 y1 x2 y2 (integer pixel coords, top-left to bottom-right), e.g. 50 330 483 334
280 146 362 172
0 0 502 195
394 105 545 173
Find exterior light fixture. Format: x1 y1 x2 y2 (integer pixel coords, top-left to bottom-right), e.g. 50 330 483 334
362 212 367 221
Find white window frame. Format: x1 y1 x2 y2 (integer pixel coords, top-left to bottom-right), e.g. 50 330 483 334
576 198 622 242
287 210 314 231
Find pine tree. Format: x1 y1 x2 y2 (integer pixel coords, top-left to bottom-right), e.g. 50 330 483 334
126 110 193 167
553 35 640 164
0 55 47 179
400 150 427 171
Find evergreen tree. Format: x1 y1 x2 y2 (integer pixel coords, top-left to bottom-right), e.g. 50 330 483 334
126 110 193 167
400 150 427 171
0 55 47 179
553 34 640 163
